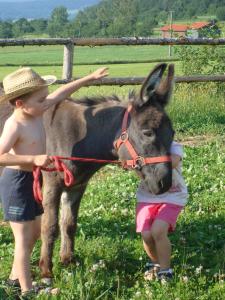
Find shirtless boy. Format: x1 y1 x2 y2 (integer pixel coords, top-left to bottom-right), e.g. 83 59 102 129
0 66 108 296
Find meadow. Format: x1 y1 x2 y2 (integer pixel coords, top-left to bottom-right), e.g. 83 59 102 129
0 44 224 299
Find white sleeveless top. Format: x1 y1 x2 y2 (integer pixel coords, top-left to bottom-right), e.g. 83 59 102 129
136 142 188 206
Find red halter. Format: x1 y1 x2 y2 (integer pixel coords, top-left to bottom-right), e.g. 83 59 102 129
114 105 171 169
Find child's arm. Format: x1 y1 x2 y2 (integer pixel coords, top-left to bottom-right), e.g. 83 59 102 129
0 119 51 167
44 67 109 110
171 154 181 168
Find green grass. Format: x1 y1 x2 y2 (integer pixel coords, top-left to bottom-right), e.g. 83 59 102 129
0 44 184 80
0 140 224 299
0 45 170 65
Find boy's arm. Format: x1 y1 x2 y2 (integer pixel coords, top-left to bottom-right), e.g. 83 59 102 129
0 120 33 166
0 120 51 167
44 67 109 110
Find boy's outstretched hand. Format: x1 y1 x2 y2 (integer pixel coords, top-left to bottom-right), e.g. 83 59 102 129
89 67 109 80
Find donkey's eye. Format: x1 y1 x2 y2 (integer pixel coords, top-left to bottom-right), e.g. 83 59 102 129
142 129 153 137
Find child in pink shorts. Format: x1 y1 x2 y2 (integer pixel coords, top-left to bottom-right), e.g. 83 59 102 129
136 141 188 280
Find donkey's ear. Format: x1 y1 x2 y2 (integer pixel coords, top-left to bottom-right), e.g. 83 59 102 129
139 63 167 105
154 64 175 106
134 64 174 108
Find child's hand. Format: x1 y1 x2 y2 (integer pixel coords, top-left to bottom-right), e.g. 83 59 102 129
33 155 52 167
89 67 109 80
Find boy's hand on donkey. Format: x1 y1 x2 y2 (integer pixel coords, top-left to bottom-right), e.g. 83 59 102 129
90 67 109 80
33 155 52 167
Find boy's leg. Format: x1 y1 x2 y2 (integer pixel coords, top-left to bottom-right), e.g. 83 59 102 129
9 220 35 292
150 219 171 269
9 216 41 281
141 231 158 263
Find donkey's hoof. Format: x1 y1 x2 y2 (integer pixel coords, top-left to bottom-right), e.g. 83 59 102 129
60 255 76 266
41 277 52 286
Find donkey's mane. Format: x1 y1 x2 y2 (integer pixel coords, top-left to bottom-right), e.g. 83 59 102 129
51 91 137 123
51 95 122 124
73 94 121 106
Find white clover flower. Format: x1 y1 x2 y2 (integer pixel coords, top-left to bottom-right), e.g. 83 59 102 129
195 265 203 274
145 290 153 297
121 208 129 216
51 288 60 295
135 291 141 297
182 276 189 283
90 264 99 272
39 287 52 295
41 277 52 286
161 278 167 285
180 237 186 243
76 262 80 267
99 260 106 268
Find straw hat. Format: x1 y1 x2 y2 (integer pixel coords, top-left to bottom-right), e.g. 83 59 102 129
0 67 57 102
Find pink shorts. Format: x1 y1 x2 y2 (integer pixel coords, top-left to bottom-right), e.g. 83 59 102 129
136 202 183 233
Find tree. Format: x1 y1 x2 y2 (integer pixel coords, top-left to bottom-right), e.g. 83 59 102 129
216 7 225 21
47 6 69 37
30 19 47 34
0 21 13 38
12 18 33 37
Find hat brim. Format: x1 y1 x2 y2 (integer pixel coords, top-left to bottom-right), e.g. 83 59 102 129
0 75 57 102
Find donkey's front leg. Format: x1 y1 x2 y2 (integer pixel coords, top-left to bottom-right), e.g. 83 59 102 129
39 179 62 279
60 185 87 265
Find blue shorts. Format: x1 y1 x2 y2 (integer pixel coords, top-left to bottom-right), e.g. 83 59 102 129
0 168 44 222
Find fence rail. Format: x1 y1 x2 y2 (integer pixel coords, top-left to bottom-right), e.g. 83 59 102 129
1 37 225 47
0 37 225 85
57 75 225 86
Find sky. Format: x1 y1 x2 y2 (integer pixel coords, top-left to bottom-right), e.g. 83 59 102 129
1 0 33 1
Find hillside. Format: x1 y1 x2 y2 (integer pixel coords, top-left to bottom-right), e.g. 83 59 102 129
73 0 225 37
0 0 101 20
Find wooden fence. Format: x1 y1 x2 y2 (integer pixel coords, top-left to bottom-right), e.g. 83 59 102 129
0 37 225 85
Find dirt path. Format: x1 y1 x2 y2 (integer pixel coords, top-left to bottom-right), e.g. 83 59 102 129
179 134 223 146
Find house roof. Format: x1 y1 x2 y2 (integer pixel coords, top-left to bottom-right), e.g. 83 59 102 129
160 24 189 32
191 22 210 29
160 22 211 32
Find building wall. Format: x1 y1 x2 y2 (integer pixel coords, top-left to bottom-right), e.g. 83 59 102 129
162 31 187 38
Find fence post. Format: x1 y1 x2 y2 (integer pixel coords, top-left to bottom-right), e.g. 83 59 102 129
62 41 74 80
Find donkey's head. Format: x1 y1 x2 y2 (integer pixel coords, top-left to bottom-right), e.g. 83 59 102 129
116 64 175 194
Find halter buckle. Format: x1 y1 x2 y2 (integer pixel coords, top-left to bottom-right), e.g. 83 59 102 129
134 156 145 170
120 132 128 142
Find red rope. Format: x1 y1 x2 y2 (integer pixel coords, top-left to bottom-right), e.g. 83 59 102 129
33 155 121 203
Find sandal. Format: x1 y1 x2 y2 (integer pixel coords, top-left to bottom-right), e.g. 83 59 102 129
157 268 173 281
144 262 160 281
6 278 20 288
20 286 59 299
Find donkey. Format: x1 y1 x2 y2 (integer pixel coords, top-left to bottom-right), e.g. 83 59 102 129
0 63 175 279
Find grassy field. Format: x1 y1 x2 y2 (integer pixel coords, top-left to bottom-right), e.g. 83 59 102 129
0 44 183 80
0 45 225 299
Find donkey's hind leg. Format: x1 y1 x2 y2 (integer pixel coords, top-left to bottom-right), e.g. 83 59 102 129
39 176 62 279
60 185 87 265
